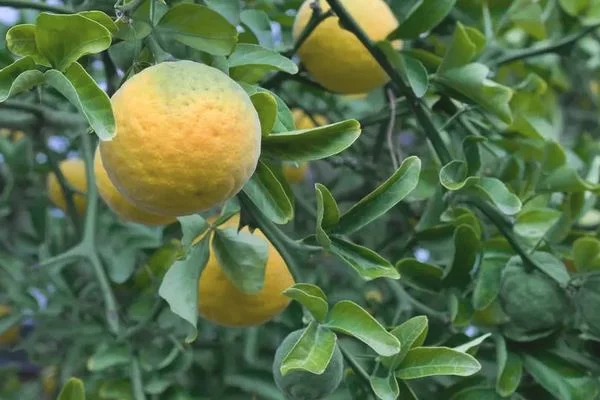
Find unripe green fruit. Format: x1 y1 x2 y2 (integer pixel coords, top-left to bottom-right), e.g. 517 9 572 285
576 275 600 336
500 261 569 333
273 330 344 400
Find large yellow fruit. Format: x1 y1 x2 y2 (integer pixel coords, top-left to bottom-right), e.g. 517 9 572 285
99 61 261 217
282 109 328 184
46 158 87 215
0 305 19 346
197 216 295 327
293 0 400 94
94 148 175 226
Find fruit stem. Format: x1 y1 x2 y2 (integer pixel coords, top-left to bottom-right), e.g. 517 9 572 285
339 343 372 390
325 0 453 166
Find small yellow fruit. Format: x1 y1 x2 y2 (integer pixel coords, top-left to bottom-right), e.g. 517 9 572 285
94 147 175 226
46 158 87 215
41 366 58 396
282 109 328 184
293 0 400 94
0 305 19 346
100 60 261 217
282 163 309 184
197 216 295 327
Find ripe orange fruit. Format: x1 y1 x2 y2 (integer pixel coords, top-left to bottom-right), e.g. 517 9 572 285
197 216 295 327
94 147 175 226
293 0 400 94
46 158 87 215
99 61 261 217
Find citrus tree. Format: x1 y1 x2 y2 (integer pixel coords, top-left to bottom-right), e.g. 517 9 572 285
0 0 600 399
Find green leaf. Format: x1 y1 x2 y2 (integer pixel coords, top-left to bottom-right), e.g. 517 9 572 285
450 387 503 400
335 156 421 234
242 160 294 224
465 177 522 215
396 347 481 379
241 84 295 133
262 120 361 162
395 259 443 291
495 336 522 397
463 136 484 175
57 378 85 400
514 208 561 240
329 236 400 280
250 92 277 136
443 225 480 289
573 236 600 272
280 322 337 376
472 256 506 310
205 0 241 25
229 44 298 83
156 3 238 56
449 293 474 327
529 251 570 286
440 160 469 191
453 333 491 354
435 63 513 124
397 380 419 400
522 351 600 400
0 57 44 102
158 236 210 341
283 283 328 322
45 62 116 140
439 23 486 72
324 300 401 357
36 13 111 71
212 227 268 294
559 0 589 16
5 24 50 66
87 346 130 371
388 0 457 40
78 11 118 34
382 316 429 368
370 373 399 400
315 183 337 246
378 41 429 97
177 215 209 251
240 10 274 48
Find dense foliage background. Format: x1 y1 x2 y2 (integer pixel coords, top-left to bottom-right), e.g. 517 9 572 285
1 0 600 399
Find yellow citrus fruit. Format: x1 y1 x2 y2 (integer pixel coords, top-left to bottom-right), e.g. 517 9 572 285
197 216 295 327
0 305 19 346
41 366 58 396
94 147 175 226
293 0 400 94
46 158 87 216
99 60 261 217
282 109 327 183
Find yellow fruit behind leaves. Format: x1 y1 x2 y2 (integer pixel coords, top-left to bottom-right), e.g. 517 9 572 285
197 216 295 327
0 305 19 346
100 60 261 217
94 147 175 226
46 158 87 216
293 0 400 94
282 109 328 184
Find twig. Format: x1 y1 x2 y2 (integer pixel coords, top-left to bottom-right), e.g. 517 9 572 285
0 0 71 13
385 87 399 170
325 0 453 165
492 23 600 66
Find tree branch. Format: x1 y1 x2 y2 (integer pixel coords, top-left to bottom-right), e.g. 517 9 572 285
492 23 600 66
0 0 72 13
